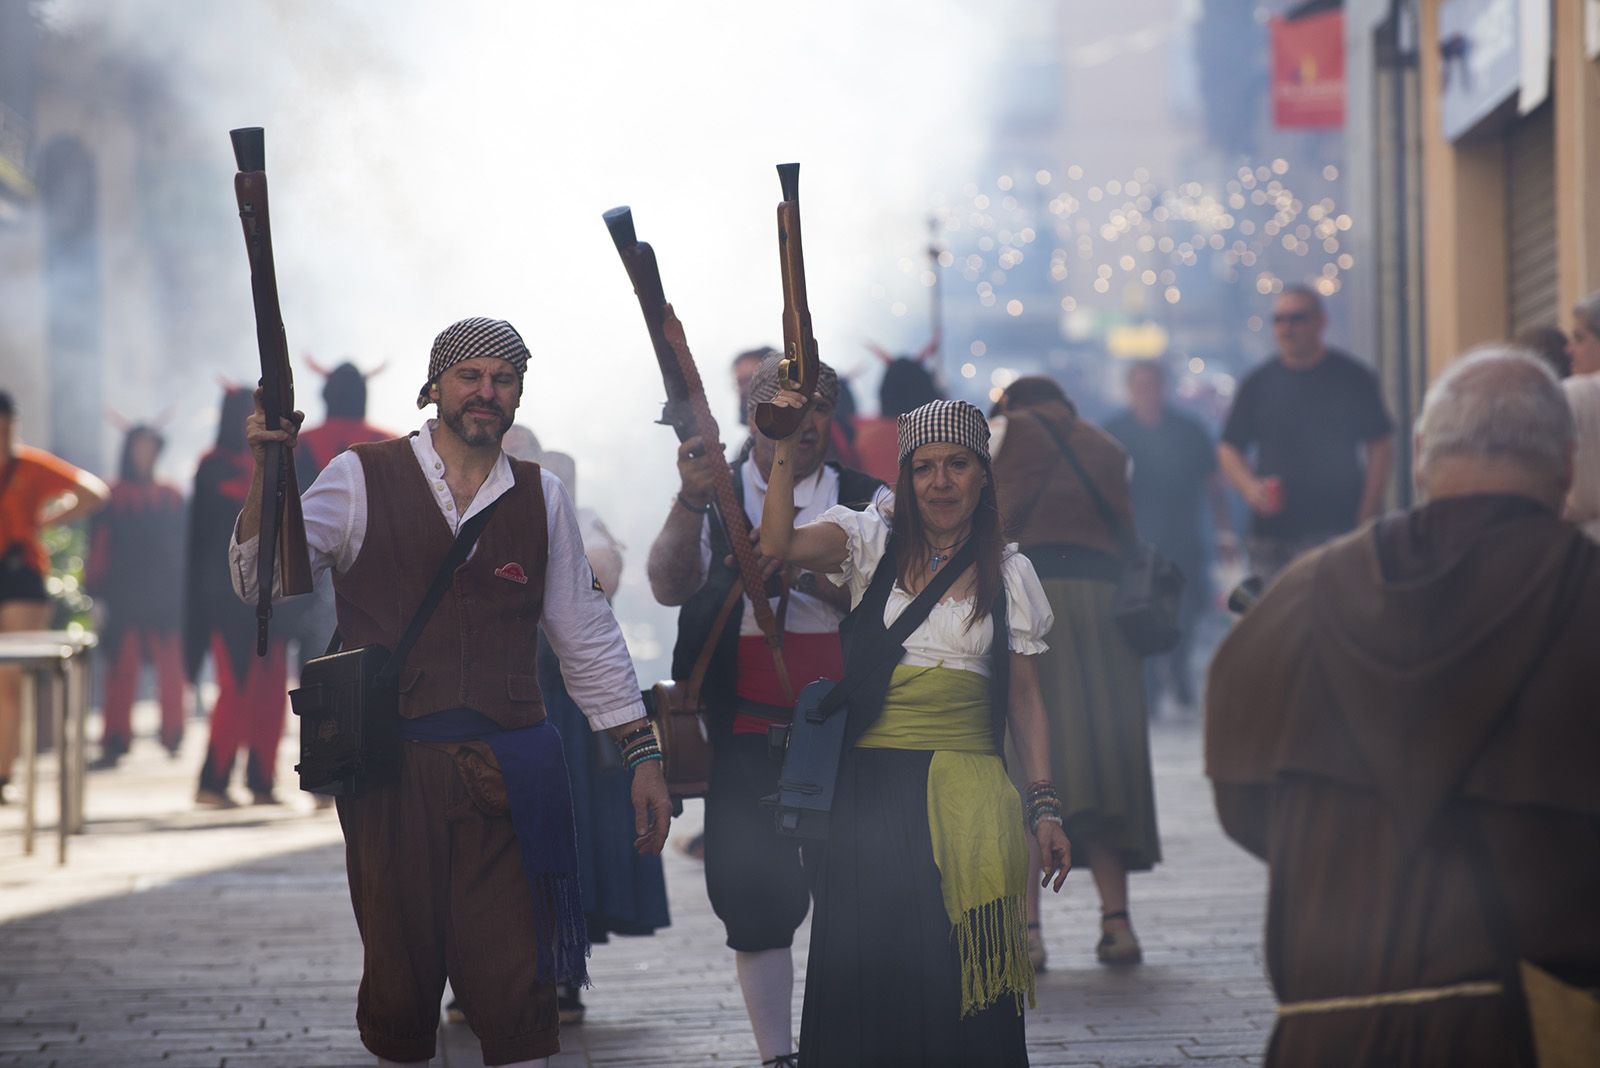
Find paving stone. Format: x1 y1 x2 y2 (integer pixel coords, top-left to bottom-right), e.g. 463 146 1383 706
0 702 1273 1066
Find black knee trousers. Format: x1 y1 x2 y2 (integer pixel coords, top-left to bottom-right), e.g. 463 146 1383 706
703 732 810 951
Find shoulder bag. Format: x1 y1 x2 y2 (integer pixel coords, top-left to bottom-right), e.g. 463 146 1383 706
647 579 744 800
766 538 980 840
1026 413 1185 656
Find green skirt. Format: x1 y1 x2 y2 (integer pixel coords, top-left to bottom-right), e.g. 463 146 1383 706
1022 576 1161 871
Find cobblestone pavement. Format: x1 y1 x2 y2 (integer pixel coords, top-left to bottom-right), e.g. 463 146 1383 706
0 704 1271 1067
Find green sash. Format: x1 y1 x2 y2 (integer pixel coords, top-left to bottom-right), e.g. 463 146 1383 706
859 664 1034 1017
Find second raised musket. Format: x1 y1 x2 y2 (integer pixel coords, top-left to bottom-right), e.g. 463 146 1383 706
753 162 819 440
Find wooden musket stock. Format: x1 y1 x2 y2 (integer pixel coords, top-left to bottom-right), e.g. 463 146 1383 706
753 162 819 440
231 126 312 655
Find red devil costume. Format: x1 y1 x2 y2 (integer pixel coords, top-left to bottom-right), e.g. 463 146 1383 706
852 338 943 484
294 360 390 486
86 425 187 764
186 388 288 805
287 360 389 672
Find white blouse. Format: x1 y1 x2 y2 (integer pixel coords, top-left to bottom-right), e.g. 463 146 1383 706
817 499 1054 678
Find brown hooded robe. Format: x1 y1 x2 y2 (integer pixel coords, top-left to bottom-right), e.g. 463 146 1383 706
1206 494 1600 1066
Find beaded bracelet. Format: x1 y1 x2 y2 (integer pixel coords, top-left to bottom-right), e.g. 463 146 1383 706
619 724 662 770
1024 780 1063 834
622 736 662 759
623 741 662 767
624 737 662 758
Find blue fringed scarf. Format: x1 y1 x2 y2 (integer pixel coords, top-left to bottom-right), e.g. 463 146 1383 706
399 708 590 986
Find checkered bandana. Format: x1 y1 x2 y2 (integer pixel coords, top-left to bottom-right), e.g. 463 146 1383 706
896 399 990 464
746 353 840 411
416 317 531 409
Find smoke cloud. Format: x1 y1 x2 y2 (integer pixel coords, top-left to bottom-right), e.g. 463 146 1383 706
36 0 998 676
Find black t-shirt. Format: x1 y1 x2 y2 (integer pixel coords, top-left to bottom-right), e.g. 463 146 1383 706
1103 407 1215 564
1221 349 1393 539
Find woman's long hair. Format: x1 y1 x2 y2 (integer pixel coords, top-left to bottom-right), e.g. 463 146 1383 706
887 450 1003 629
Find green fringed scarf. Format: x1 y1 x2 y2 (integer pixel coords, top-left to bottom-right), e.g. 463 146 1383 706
858 664 1035 1017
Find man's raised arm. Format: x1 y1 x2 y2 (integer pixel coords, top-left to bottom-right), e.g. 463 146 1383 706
646 435 720 606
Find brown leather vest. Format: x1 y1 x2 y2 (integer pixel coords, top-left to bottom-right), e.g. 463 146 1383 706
332 436 548 729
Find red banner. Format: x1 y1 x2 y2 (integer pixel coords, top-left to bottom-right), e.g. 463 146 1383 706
1272 10 1345 128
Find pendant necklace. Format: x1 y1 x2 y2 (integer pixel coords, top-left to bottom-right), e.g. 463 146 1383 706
928 534 969 573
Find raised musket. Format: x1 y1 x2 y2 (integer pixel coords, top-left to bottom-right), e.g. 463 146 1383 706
602 205 795 695
752 162 819 440
230 126 312 655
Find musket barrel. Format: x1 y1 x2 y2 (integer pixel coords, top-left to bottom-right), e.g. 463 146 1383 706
777 162 799 202
230 127 265 172
603 206 637 251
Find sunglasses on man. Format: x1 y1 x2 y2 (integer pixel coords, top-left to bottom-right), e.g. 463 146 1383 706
1273 311 1316 325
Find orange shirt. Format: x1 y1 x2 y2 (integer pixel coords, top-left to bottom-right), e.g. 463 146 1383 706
0 445 85 574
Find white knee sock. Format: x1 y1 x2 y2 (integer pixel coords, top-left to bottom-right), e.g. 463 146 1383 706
735 947 795 1061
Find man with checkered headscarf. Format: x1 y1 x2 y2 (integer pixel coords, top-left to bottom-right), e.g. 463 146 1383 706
230 317 671 1067
645 352 888 1067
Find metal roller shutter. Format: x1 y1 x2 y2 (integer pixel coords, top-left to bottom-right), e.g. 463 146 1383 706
1507 102 1558 336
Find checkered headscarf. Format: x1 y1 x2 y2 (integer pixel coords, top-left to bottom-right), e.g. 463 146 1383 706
896 399 990 464
417 317 531 409
746 353 840 413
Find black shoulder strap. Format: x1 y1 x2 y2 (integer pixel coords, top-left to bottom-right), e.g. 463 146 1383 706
816 537 979 718
1027 412 1134 553
346 493 505 681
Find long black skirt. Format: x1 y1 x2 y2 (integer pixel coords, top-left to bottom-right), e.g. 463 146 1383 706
799 747 1029 1067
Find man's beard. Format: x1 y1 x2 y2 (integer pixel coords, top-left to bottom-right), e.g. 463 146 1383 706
442 400 512 446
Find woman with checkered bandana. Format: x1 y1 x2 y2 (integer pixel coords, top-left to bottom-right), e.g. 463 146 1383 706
759 395 1070 1066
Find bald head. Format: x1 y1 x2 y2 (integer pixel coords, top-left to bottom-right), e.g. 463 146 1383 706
1415 346 1573 506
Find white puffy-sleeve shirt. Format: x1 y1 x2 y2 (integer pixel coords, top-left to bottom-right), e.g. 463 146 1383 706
815 497 1053 678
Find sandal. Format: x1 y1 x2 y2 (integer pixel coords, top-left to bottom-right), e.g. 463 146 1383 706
762 1055 800 1067
1096 910 1143 965
1027 921 1047 971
